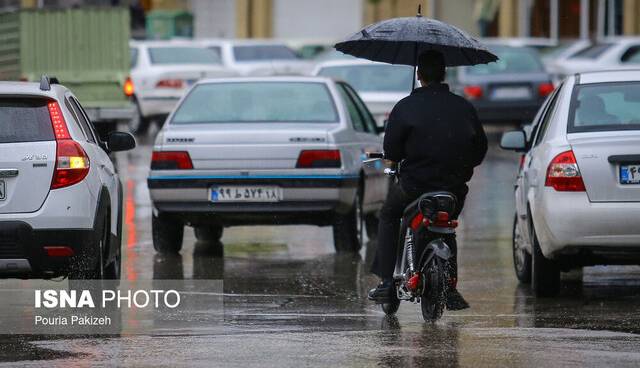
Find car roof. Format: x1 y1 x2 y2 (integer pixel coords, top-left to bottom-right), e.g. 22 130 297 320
198 39 293 47
577 69 640 84
0 81 67 100
129 39 205 48
195 76 336 85
313 59 400 69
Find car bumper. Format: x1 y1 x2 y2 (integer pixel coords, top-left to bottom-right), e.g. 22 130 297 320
536 189 640 261
138 92 183 117
473 100 542 123
83 104 135 122
147 174 359 226
0 221 99 278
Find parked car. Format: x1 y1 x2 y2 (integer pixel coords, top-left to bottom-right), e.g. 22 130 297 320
552 37 640 80
500 70 640 296
129 40 237 134
314 49 356 62
198 39 314 76
147 77 387 254
449 45 555 125
0 76 136 279
540 39 592 83
312 60 414 127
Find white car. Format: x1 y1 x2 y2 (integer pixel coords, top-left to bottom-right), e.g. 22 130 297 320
198 39 314 76
129 40 237 134
312 59 414 127
551 37 640 80
0 76 136 279
500 70 640 296
541 39 591 84
147 77 387 254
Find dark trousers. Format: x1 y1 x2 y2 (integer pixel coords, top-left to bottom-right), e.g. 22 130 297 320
371 182 467 282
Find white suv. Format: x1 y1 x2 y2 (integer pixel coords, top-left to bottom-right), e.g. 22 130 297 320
0 76 135 279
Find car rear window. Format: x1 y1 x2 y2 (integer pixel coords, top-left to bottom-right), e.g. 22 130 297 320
171 82 338 124
568 82 640 133
232 45 298 62
317 64 413 93
148 47 221 65
466 46 544 75
569 43 612 59
0 99 54 143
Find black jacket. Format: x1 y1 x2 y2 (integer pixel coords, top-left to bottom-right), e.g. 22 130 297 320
384 83 488 193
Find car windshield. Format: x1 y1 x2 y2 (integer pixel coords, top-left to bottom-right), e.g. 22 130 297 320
569 82 640 133
0 99 53 143
171 82 338 123
317 64 413 93
233 45 298 62
467 46 544 75
148 46 222 65
569 43 613 59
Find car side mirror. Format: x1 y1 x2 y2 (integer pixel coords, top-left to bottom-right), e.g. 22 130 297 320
500 130 527 152
107 131 136 152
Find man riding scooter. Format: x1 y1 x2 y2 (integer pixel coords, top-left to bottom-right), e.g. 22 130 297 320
368 50 488 310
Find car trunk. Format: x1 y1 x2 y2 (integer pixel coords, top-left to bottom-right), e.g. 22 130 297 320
0 98 56 214
569 131 640 202
148 65 237 90
161 123 334 170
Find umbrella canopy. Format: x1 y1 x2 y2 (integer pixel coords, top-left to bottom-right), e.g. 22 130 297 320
335 11 497 67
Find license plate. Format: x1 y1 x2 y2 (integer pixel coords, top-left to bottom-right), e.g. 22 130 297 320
491 87 531 100
620 164 640 184
209 186 282 202
0 180 4 200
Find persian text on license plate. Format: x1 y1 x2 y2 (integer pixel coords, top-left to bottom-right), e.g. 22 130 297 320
0 180 5 200
491 87 531 100
209 186 282 202
620 164 640 184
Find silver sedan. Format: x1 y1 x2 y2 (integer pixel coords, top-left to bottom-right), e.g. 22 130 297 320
147 77 388 254
501 70 640 296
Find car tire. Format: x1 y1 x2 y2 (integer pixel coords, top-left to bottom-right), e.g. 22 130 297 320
531 224 560 297
129 98 151 135
152 212 184 254
364 213 379 240
194 225 224 242
332 187 363 253
70 211 109 280
513 215 531 284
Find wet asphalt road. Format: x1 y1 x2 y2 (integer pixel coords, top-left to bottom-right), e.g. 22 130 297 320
2 128 640 367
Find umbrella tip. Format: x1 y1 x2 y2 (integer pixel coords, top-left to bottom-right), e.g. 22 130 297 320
417 4 422 17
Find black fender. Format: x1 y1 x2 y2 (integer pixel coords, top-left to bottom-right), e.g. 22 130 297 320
418 238 452 271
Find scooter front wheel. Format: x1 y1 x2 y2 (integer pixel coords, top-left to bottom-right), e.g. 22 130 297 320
420 258 449 322
381 286 400 315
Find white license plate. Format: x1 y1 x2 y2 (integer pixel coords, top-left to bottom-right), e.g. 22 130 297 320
491 87 531 100
620 164 640 184
209 186 282 202
0 180 4 200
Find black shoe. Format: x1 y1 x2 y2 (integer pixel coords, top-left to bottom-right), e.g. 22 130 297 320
368 279 393 303
446 289 470 311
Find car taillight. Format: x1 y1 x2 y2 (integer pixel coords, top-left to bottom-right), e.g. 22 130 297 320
48 101 90 189
538 82 554 97
156 79 184 89
545 150 586 192
463 85 483 100
151 151 194 170
124 77 134 97
296 150 341 168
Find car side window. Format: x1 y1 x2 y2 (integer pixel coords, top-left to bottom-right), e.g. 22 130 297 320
68 97 98 143
342 83 377 134
337 84 366 133
620 45 640 63
533 84 563 146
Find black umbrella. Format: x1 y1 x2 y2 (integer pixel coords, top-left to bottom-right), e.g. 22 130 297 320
334 5 498 88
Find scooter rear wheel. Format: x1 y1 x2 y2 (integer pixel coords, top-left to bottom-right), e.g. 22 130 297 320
420 258 449 322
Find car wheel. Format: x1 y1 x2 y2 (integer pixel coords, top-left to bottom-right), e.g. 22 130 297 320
70 212 108 280
152 212 184 254
194 225 224 242
332 186 363 253
104 241 121 280
531 224 560 297
364 213 379 240
129 99 151 135
513 215 531 284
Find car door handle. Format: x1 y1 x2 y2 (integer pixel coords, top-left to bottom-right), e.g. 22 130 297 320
0 169 18 178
